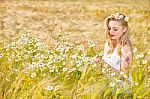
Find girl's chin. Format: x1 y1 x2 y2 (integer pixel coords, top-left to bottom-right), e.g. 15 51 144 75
111 37 120 40
111 36 117 39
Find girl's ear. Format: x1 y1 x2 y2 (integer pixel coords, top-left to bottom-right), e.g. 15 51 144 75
123 27 127 33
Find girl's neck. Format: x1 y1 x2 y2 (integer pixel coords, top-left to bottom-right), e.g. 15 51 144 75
115 39 120 45
112 39 120 48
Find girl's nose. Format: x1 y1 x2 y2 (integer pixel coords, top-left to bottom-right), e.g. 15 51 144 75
110 29 115 35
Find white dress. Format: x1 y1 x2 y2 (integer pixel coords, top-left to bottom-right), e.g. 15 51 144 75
102 43 134 86
102 50 121 71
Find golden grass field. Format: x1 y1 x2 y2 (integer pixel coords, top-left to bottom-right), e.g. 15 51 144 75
0 0 150 98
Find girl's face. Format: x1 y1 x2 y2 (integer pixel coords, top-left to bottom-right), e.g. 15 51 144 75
108 20 127 40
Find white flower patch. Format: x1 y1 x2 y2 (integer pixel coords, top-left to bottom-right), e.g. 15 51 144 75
135 52 144 59
110 13 129 22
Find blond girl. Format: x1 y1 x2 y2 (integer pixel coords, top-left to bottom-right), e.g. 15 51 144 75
102 13 134 86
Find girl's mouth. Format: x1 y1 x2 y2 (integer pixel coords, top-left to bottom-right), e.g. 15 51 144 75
110 35 115 37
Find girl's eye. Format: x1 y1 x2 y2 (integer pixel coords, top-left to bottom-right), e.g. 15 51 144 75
108 27 111 30
114 29 118 31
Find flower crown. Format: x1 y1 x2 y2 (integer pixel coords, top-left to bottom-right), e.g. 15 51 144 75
109 13 129 22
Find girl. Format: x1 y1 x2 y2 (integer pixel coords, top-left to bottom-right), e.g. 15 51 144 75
102 13 134 86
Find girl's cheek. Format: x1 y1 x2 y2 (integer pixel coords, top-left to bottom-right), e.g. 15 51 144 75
115 32 119 35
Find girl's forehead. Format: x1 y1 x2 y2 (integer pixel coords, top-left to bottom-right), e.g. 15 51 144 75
108 21 122 27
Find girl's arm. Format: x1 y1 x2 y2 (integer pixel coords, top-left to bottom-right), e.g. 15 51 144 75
120 41 133 72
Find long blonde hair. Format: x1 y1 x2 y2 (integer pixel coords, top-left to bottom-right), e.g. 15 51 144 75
104 13 130 56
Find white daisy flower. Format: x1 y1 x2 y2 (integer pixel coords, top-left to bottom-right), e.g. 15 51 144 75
119 15 124 18
110 82 115 87
31 72 36 78
45 85 54 91
124 17 129 22
62 68 68 72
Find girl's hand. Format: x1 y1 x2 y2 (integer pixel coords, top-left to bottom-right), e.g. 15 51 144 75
94 57 102 64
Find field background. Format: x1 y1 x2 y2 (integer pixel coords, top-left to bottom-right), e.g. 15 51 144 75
0 0 150 98
1 0 149 49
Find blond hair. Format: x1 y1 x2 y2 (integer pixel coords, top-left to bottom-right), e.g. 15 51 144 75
104 13 130 56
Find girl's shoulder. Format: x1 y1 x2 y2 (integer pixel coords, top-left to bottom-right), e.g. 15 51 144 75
123 38 132 47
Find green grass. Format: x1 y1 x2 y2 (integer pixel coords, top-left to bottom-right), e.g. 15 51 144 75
0 0 150 98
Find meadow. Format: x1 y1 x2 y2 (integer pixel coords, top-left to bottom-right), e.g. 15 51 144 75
0 0 150 98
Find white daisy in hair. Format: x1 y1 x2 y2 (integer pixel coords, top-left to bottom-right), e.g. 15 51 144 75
124 16 129 22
